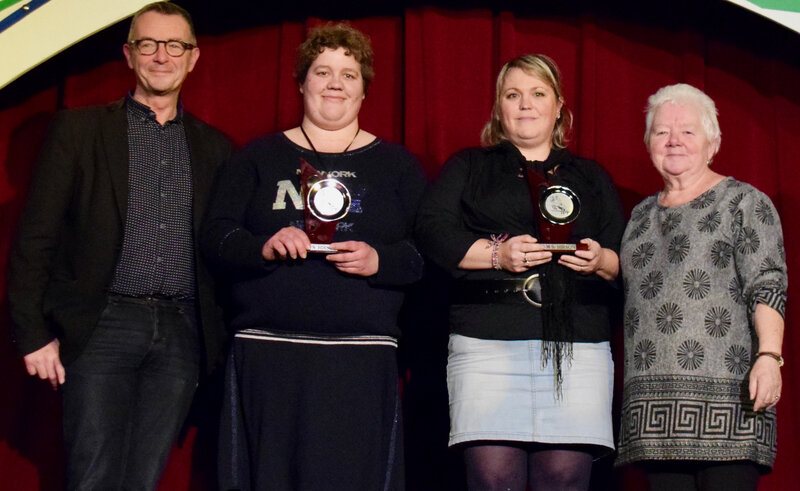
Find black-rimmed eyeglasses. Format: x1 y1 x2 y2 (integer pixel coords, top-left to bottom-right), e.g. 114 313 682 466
129 38 196 56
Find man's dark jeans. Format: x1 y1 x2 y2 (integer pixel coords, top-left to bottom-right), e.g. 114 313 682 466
62 295 200 490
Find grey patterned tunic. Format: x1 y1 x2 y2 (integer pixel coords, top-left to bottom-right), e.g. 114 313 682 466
616 177 787 469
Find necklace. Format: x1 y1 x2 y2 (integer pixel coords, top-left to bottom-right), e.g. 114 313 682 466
299 124 360 167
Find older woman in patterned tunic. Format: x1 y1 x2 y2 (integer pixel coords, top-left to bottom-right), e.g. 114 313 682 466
616 83 787 491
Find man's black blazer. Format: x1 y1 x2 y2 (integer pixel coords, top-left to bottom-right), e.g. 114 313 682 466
7 98 231 373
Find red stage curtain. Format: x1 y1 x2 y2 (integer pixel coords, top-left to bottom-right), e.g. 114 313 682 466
0 3 798 490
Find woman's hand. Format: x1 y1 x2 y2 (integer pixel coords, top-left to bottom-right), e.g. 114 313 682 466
498 235 553 273
327 241 379 277
750 355 782 411
558 238 619 280
262 226 311 260
558 238 602 274
750 304 785 411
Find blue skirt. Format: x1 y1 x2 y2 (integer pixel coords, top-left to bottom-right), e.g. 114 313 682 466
447 334 614 453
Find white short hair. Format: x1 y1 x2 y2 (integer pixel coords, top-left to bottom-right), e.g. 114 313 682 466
644 83 721 148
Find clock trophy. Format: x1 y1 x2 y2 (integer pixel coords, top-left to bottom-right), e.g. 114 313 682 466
299 159 352 253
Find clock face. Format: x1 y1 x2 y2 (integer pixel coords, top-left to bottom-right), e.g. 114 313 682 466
539 185 580 224
307 178 351 221
313 186 345 215
544 193 574 219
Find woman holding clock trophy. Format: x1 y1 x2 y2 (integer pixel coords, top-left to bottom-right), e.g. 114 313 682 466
416 54 625 491
201 24 425 491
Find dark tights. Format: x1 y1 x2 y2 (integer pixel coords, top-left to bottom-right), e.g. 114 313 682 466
464 443 593 491
644 461 760 491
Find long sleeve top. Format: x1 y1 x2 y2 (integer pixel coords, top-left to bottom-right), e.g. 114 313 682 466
201 133 426 338
416 142 625 341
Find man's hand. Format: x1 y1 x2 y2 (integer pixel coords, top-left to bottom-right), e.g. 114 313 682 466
23 339 65 389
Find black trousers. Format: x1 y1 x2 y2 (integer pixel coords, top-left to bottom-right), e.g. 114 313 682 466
643 460 761 491
62 296 200 490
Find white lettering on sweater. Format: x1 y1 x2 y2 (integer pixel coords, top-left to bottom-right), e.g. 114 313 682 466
272 180 304 210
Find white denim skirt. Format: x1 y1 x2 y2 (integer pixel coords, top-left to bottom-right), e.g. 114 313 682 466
447 334 614 453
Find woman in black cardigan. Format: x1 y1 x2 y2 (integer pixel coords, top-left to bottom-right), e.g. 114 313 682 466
416 54 625 491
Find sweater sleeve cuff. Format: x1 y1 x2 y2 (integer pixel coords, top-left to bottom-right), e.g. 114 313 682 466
218 228 276 272
368 240 424 287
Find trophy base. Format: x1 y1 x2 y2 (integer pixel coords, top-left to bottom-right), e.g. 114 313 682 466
540 243 589 252
308 243 339 253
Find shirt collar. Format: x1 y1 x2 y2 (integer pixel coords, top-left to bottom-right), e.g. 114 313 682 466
125 91 184 125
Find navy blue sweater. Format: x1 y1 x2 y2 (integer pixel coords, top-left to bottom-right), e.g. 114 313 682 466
201 133 426 337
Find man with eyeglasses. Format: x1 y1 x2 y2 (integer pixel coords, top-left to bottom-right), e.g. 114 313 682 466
7 2 230 489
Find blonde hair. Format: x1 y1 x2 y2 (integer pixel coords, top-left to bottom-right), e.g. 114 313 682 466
481 54 572 148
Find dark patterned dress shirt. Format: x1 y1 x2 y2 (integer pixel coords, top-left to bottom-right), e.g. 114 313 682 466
108 95 195 299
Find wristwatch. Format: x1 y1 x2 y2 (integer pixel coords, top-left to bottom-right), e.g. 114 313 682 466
756 351 784 367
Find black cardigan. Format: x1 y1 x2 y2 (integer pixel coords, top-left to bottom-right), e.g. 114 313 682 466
415 142 625 342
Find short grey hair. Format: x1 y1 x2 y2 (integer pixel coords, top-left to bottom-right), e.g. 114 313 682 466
644 83 721 148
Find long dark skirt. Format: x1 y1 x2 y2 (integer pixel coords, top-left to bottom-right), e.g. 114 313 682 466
219 330 404 491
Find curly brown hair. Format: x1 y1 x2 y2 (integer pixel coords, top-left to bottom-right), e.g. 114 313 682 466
294 23 374 93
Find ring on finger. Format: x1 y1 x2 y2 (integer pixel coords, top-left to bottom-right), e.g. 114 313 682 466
523 252 530 265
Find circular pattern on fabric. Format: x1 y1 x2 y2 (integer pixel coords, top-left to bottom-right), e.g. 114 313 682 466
656 302 683 334
683 269 711 300
755 199 775 225
704 307 732 338
639 271 664 300
629 217 652 240
660 211 682 235
725 345 750 375
710 240 733 269
631 204 652 222
697 211 721 233
727 192 745 213
735 227 761 255
667 234 690 264
728 276 746 305
677 339 705 370
690 189 716 209
634 339 657 371
631 242 656 269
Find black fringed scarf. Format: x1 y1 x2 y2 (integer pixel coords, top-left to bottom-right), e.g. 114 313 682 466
504 142 595 397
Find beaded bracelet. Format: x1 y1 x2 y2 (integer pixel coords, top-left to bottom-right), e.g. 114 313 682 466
490 233 509 270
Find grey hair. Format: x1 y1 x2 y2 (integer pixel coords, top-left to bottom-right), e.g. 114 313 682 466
128 2 196 44
644 83 721 148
